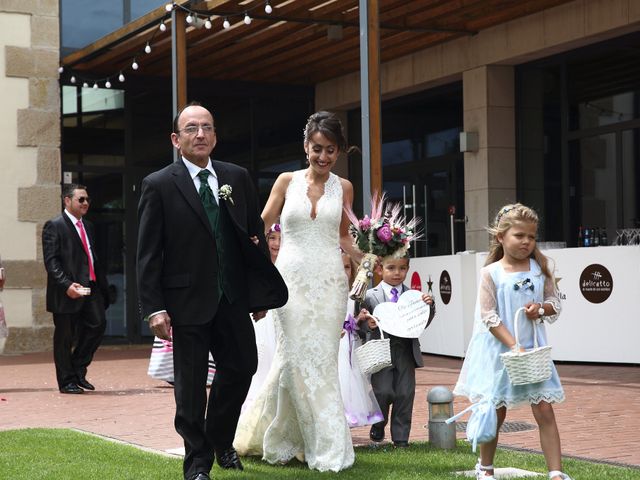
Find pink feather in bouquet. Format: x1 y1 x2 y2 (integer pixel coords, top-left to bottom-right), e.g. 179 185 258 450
344 193 422 301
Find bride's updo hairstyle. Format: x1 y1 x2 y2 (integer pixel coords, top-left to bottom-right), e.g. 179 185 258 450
304 111 357 154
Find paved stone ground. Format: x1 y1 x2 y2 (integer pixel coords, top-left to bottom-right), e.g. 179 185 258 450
1 346 638 468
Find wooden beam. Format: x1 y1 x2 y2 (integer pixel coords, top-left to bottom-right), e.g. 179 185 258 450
175 9 188 111
368 0 382 198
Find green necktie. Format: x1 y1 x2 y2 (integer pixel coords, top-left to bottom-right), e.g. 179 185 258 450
197 169 224 298
197 169 219 231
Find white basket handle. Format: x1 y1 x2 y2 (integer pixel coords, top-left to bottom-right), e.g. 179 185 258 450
365 314 386 340
513 307 539 350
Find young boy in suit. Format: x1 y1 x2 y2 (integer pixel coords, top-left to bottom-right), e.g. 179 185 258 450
357 255 436 447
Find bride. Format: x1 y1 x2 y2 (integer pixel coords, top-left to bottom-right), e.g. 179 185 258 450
233 111 362 472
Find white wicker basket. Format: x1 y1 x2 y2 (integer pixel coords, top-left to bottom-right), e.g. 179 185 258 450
500 307 552 386
355 317 392 375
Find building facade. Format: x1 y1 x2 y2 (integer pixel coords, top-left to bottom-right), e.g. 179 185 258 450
1 0 639 352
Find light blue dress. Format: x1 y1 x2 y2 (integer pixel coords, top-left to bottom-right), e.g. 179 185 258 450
454 258 565 408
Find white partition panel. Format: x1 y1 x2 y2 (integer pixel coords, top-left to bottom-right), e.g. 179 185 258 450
408 246 640 364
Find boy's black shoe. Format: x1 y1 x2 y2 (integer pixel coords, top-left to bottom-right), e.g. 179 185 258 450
393 441 409 448
369 425 384 442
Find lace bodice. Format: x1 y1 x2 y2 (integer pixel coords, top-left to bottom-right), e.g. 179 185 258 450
234 169 354 472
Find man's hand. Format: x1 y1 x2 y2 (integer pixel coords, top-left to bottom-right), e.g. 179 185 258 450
66 283 85 299
365 313 378 330
252 310 267 322
149 312 172 340
250 235 259 245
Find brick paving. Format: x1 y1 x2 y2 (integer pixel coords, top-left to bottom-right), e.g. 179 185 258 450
1 346 638 468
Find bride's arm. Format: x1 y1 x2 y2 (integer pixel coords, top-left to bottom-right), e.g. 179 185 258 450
339 178 364 264
261 172 292 235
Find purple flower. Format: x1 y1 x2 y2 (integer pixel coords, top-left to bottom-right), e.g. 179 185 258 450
376 225 393 243
359 215 372 230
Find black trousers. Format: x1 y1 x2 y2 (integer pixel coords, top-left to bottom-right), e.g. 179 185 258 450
172 297 257 480
371 337 416 443
52 290 106 388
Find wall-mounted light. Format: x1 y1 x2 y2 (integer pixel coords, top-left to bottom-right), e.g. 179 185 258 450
459 132 479 153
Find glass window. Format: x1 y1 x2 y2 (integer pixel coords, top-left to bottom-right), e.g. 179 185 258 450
130 0 166 20
60 0 123 54
425 127 461 158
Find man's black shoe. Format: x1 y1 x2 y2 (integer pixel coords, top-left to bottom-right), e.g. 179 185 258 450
216 447 243 470
188 473 210 480
59 383 84 394
77 378 95 390
369 425 384 442
393 441 409 448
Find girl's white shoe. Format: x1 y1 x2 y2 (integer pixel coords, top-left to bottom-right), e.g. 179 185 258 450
549 471 572 480
475 460 496 480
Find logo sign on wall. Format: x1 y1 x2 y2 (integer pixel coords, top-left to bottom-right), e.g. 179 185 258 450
579 264 613 304
439 270 452 305
411 272 422 291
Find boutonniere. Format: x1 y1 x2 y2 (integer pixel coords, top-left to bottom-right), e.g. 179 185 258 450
513 278 534 292
218 184 234 205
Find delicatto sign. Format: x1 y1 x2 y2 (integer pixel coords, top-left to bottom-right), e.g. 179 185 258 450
579 263 613 304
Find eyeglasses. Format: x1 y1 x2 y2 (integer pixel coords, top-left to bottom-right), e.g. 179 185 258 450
77 196 91 204
179 124 215 135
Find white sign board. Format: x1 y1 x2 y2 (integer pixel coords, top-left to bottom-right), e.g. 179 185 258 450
372 290 430 338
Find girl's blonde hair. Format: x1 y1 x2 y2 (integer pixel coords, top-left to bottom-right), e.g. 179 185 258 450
485 203 553 279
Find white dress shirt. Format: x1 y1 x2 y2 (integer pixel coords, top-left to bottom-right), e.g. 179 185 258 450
182 156 219 203
64 209 95 263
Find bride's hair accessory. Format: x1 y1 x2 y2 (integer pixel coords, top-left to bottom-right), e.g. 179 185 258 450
344 193 422 301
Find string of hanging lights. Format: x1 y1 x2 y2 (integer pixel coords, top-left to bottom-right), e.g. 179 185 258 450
58 1 274 89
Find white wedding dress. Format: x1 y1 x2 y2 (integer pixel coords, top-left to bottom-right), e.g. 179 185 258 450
234 170 354 472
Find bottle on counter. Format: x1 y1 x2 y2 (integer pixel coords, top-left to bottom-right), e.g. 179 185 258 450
600 228 608 246
583 227 591 247
594 228 600 246
578 226 584 247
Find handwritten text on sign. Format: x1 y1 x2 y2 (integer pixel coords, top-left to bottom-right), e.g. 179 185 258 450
373 289 431 338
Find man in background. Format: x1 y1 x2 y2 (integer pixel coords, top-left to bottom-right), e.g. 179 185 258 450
43 184 109 394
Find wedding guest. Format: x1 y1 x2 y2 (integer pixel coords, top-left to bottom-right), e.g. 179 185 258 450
338 252 383 428
358 255 435 447
42 184 110 394
136 101 287 480
243 223 281 408
452 204 571 480
266 223 281 263
234 111 362 472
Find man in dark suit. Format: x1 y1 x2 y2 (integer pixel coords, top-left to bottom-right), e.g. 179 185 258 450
43 184 110 394
137 102 287 480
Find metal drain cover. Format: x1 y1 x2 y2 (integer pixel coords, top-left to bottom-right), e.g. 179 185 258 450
454 421 536 433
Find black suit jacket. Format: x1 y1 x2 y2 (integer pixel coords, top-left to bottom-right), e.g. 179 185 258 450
42 213 109 314
136 159 287 326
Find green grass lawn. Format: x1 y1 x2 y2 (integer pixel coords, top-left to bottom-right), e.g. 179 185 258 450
0 428 638 479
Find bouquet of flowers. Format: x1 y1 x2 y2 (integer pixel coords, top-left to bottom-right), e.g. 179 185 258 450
345 194 422 301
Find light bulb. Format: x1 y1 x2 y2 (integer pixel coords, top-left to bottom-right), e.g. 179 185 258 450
82 82 88 88
132 59 139 70
222 18 230 29
118 72 125 82
244 13 251 25
70 75 76 84
165 3 173 12
159 21 167 32
145 43 151 54
93 82 98 89
265 2 273 14
105 80 111 88
186 13 193 24
204 19 212 29
58 66 64 73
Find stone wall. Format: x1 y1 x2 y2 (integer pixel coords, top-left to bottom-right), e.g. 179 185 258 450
0 1 60 354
